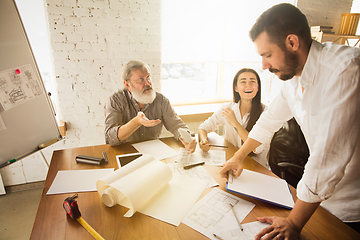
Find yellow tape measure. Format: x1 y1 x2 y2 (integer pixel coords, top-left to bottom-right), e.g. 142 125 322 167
63 194 105 240
77 217 105 240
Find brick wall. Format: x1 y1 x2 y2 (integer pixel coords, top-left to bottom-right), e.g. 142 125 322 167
47 0 162 149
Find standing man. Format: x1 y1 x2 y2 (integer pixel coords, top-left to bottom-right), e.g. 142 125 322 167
220 3 360 239
105 60 196 152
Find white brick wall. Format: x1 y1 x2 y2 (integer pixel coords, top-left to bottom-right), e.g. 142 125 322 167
1 0 355 187
47 0 162 150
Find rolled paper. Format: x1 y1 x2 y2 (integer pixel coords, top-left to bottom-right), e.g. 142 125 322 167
96 154 173 217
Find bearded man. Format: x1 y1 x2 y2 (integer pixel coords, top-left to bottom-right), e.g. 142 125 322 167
105 60 196 152
220 3 360 239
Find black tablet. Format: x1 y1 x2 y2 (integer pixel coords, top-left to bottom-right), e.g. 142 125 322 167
116 153 143 167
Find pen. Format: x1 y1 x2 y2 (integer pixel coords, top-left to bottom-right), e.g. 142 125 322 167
209 144 228 148
213 233 225 240
0 159 16 169
183 161 205 170
230 203 243 231
227 169 234 183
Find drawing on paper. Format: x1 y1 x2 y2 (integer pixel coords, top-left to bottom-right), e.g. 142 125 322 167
187 191 239 230
175 147 226 166
169 163 218 188
0 64 42 110
182 188 256 240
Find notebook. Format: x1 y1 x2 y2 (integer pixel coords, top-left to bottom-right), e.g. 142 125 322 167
226 169 294 209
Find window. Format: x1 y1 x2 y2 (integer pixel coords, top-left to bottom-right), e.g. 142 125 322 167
161 0 294 105
15 0 58 115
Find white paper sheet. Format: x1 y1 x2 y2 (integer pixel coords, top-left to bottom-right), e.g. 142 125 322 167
226 169 294 209
96 154 208 226
175 147 226 166
183 188 255 240
46 168 114 195
168 162 218 188
215 221 271 240
132 139 179 160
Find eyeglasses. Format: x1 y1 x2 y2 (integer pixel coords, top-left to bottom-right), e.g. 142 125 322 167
131 76 152 84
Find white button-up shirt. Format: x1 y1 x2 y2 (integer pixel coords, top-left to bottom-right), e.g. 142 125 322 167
199 102 270 168
248 40 360 222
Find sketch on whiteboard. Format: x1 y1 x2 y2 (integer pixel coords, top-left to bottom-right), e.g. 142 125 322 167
0 64 42 110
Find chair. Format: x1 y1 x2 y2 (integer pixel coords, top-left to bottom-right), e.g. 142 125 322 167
268 118 309 187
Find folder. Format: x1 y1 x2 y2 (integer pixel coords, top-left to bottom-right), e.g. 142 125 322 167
226 169 294 209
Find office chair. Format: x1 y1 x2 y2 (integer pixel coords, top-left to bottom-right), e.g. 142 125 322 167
268 118 309 188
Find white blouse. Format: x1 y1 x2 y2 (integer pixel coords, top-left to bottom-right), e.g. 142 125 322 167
199 102 269 168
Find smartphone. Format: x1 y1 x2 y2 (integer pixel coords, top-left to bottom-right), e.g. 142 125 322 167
178 128 193 143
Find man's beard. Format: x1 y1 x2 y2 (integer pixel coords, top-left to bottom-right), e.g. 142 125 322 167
269 50 299 81
131 85 156 104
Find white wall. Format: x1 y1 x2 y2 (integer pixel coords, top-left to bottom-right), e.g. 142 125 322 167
0 0 355 187
297 0 353 34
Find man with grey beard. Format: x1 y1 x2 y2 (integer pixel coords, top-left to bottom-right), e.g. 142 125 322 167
105 60 196 153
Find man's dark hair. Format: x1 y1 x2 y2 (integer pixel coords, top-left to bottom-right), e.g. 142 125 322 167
249 3 312 50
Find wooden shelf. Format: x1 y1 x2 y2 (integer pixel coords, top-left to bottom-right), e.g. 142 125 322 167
312 32 360 46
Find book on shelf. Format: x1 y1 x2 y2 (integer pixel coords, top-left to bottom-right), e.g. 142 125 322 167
311 26 335 34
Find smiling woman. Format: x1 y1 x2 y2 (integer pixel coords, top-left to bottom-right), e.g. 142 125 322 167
198 68 270 168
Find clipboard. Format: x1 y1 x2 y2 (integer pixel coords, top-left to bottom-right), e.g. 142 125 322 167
226 169 294 209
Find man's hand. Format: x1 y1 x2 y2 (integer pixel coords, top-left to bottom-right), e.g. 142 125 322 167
219 155 244 178
137 111 161 127
199 138 211 152
255 216 301 240
180 137 197 153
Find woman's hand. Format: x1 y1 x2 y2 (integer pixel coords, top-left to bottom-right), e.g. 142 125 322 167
199 138 211 152
222 107 238 127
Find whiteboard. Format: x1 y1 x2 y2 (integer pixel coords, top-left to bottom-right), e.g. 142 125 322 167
0 0 61 164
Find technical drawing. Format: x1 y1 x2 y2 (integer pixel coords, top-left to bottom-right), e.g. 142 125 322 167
0 78 7 90
9 72 21 85
187 191 239 229
183 188 256 240
0 64 42 110
8 86 26 103
28 81 42 96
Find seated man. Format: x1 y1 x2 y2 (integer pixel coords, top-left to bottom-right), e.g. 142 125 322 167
105 60 196 152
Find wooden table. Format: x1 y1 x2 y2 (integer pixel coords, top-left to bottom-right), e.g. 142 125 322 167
30 133 360 239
